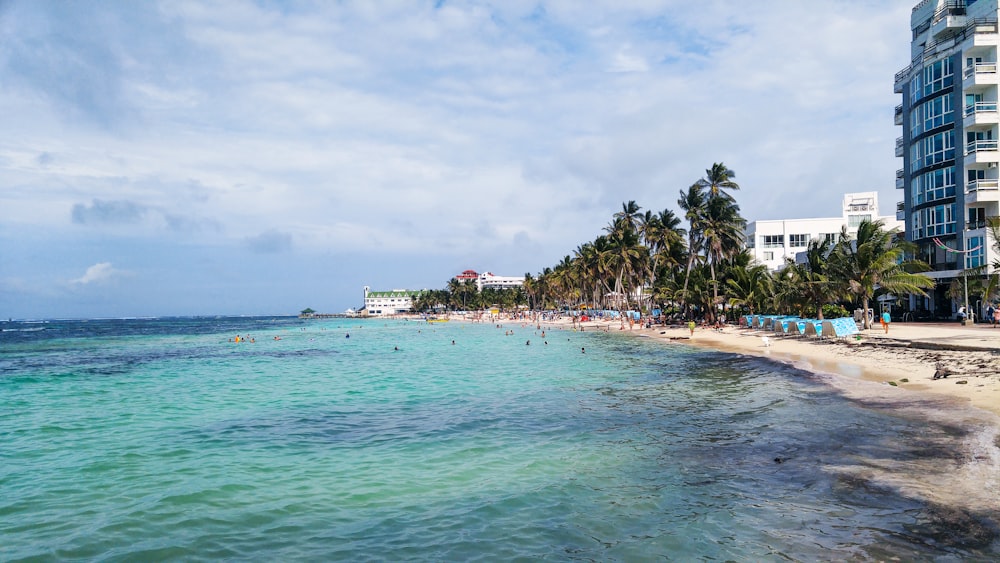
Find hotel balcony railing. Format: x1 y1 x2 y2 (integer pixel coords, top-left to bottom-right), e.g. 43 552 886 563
963 61 998 79
895 136 905 157
894 104 903 125
967 179 1000 192
967 220 988 230
966 139 999 154
964 101 999 117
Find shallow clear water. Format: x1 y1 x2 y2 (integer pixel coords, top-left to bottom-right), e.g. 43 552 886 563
2 317 998 561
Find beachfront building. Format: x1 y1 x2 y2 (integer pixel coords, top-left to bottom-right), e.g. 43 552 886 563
895 0 1000 317
362 286 425 317
744 192 902 271
453 269 525 291
475 272 524 291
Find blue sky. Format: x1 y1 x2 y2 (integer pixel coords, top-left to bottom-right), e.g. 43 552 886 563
0 0 913 319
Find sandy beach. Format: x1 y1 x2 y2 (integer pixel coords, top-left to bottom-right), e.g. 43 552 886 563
524 315 1000 417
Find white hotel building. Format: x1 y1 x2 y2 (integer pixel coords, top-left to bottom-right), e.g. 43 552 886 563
745 192 902 271
894 0 1000 317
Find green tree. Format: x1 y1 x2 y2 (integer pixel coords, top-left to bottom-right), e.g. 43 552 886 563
696 162 740 201
828 219 934 329
677 183 707 316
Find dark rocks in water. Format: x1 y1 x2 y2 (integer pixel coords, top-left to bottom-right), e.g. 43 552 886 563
903 504 1000 551
773 457 784 464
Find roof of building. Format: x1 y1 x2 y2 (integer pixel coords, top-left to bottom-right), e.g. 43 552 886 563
366 290 425 299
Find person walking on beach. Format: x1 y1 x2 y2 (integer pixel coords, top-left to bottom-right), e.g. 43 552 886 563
688 320 696 336
881 310 891 334
994 305 1000 327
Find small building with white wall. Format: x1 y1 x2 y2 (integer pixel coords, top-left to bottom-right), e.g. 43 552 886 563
362 286 425 317
745 192 903 271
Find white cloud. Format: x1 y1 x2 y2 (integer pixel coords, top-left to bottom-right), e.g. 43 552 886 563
0 0 918 317
70 262 124 285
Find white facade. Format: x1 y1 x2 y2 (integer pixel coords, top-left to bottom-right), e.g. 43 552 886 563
745 192 903 271
476 272 524 291
362 286 424 317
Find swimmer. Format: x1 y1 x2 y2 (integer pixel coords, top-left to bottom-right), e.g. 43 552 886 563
581 347 585 353
451 340 456 345
526 340 530 346
394 346 398 351
346 333 350 338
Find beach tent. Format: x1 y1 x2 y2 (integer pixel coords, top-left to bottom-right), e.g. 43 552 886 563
821 317 860 338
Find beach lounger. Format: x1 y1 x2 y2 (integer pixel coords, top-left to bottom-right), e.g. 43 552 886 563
821 317 861 338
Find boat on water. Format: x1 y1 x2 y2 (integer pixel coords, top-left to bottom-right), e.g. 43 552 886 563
425 316 449 323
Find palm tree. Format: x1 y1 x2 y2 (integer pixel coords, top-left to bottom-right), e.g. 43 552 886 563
697 162 740 201
677 183 707 316
788 236 838 319
700 195 746 320
726 262 772 316
827 219 934 329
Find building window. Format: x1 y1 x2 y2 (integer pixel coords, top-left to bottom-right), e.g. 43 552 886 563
966 236 984 269
788 234 809 247
923 57 953 98
923 203 956 237
914 166 956 205
848 214 872 228
922 131 955 168
762 235 784 248
910 74 922 104
823 233 838 244
922 93 954 131
763 251 774 261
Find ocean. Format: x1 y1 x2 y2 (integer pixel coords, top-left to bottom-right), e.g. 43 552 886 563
2 316 999 561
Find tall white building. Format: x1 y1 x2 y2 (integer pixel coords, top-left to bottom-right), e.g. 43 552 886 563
895 0 1000 317
745 192 902 271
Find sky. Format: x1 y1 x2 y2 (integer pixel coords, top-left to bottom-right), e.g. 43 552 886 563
0 0 915 319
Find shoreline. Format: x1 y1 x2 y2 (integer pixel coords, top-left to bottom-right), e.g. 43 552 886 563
515 314 1000 518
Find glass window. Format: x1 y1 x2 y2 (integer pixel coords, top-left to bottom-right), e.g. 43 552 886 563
789 234 809 247
922 94 953 130
923 131 955 168
762 235 784 248
848 215 872 228
920 166 956 203
966 236 984 268
763 251 774 261
923 203 956 237
923 57 953 97
823 233 838 244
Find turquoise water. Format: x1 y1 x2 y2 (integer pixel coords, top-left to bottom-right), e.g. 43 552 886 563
2 317 999 560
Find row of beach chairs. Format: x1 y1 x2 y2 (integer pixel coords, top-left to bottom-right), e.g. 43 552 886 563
740 314 860 339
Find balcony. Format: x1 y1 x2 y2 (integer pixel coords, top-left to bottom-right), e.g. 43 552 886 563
894 65 910 94
895 136 905 158
896 201 905 221
930 1 966 39
963 61 998 89
966 179 1000 203
896 168 905 189
964 101 999 129
894 104 903 126
965 139 1000 167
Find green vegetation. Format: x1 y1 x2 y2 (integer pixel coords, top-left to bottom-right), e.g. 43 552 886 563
414 162 937 321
